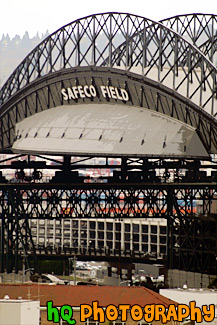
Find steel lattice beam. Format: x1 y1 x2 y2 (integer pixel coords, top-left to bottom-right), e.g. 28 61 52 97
0 179 217 274
1 13 217 118
0 67 217 154
161 14 217 63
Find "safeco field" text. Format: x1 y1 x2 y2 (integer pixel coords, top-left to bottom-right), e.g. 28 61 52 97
61 85 129 102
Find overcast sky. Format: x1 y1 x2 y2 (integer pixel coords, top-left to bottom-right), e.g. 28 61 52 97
1 0 217 38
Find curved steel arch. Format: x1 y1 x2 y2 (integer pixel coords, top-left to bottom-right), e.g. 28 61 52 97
0 12 217 118
160 14 217 63
1 66 217 155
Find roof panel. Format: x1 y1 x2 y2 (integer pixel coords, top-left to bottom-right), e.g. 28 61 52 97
12 103 209 158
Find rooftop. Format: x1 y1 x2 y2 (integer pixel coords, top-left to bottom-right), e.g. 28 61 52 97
0 284 177 307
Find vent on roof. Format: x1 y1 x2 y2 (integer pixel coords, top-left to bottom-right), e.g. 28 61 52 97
163 135 167 148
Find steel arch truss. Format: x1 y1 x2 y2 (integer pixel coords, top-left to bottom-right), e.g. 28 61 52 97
1 67 217 154
161 14 217 63
1 13 217 120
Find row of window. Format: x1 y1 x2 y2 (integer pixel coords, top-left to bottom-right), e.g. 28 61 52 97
33 237 167 254
31 220 167 235
32 228 166 244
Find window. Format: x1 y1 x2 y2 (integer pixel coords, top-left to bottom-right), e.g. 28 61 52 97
90 221 96 229
64 231 70 238
81 231 87 238
124 233 130 241
73 239 78 247
133 243 139 251
142 225 148 233
160 226 166 234
98 241 104 247
64 220 70 228
142 244 148 252
115 223 121 231
142 235 148 242
98 232 104 239
107 222 113 231
81 240 87 247
81 221 87 229
73 231 78 237
39 228 45 235
125 224 130 232
133 224 139 232
115 242 120 249
151 225 157 234
107 232 113 240
98 222 104 230
107 241 113 248
90 231 95 239
125 243 130 250
160 236 166 244
72 220 78 228
133 234 139 242
160 246 166 254
151 245 157 252
151 235 157 243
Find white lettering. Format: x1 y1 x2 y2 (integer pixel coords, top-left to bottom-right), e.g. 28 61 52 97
77 85 85 98
61 84 129 102
109 86 117 99
115 87 123 100
67 87 75 100
100 85 129 101
84 85 91 98
106 86 111 98
100 85 107 98
89 85 97 97
72 86 79 99
61 88 68 101
120 88 129 101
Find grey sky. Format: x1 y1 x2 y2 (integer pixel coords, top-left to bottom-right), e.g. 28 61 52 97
1 0 216 38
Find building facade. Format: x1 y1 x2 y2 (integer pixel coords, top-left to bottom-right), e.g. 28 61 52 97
30 218 167 259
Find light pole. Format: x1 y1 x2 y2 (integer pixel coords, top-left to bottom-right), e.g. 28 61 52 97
73 256 76 285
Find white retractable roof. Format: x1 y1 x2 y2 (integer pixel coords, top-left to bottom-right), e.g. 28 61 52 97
13 103 209 158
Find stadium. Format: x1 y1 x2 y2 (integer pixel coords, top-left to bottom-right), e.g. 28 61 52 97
0 13 217 287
